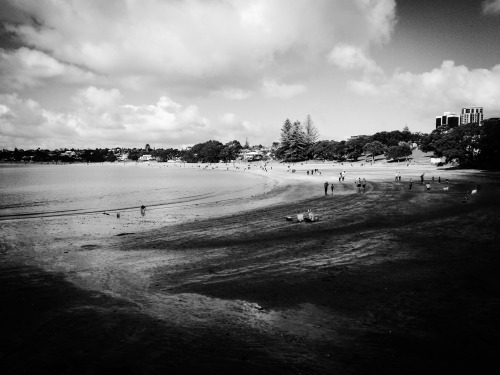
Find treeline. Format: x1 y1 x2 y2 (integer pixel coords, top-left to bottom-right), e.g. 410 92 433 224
3 118 499 168
420 118 500 168
277 116 425 162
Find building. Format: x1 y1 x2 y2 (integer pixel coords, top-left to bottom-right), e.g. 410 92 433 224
435 112 459 129
460 106 483 125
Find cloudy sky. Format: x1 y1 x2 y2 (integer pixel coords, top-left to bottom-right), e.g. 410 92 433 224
1 0 499 150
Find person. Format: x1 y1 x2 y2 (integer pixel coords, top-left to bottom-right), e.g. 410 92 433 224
420 174 424 184
409 178 413 190
395 171 398 181
339 172 341 182
342 171 345 181
398 171 401 181
140 205 146 216
438 176 441 183
426 183 431 191
446 178 449 184
356 179 361 192
331 183 334 194
324 181 329 195
362 178 366 192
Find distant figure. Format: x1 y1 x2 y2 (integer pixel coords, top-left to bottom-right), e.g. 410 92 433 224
409 178 413 191
426 183 431 191
432 176 435 182
446 178 449 184
356 179 361 192
342 171 345 181
339 172 342 182
420 174 425 184
117 213 121 218
395 172 398 181
438 176 441 183
324 181 329 195
331 183 334 194
140 205 146 216
307 171 309 175
362 178 366 192
398 171 401 181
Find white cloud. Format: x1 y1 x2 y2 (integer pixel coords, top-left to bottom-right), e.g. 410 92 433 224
349 60 500 119
262 79 307 99
328 44 382 74
73 86 123 112
0 92 268 149
4 0 397 89
0 94 80 148
482 0 500 14
0 47 98 90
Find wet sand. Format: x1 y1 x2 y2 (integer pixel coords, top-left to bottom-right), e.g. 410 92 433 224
1 162 500 374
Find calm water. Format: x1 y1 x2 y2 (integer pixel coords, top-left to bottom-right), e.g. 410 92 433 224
0 163 271 219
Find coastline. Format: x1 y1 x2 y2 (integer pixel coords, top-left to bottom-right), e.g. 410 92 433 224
2 162 500 373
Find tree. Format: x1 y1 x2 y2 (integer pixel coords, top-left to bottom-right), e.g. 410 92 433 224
363 141 386 161
283 121 307 161
303 115 319 145
385 143 412 161
219 140 242 162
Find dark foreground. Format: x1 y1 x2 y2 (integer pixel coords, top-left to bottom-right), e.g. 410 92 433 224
1 180 500 374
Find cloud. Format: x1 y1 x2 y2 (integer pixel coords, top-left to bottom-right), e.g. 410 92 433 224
73 86 123 112
3 0 397 90
328 44 382 74
0 93 80 148
262 79 307 99
0 91 267 149
348 60 500 119
0 47 98 90
482 0 500 14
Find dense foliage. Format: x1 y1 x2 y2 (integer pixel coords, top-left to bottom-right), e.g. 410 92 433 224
420 119 500 168
2 119 498 169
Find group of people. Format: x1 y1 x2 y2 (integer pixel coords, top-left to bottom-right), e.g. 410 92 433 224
324 176 367 195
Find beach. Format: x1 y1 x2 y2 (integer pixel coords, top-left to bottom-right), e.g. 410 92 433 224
1 161 500 374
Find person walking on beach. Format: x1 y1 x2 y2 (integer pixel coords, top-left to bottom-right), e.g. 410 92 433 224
339 172 342 182
324 181 329 195
342 171 345 181
331 183 334 194
420 174 425 184
409 178 413 190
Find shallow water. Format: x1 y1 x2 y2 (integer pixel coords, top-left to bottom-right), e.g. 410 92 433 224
0 163 272 219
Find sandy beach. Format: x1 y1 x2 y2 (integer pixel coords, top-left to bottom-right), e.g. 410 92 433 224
1 161 500 374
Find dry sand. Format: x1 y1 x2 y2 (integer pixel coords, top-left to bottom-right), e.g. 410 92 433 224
1 161 500 374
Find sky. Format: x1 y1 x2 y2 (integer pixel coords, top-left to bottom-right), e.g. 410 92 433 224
1 0 500 150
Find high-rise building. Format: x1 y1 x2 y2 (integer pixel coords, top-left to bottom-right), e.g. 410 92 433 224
435 112 460 129
460 106 483 124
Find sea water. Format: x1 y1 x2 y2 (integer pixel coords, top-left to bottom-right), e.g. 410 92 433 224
0 163 271 219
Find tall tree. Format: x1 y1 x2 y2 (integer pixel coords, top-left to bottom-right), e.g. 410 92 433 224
303 115 319 145
280 118 292 147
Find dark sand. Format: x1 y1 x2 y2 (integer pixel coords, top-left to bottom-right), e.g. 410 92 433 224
1 164 500 374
